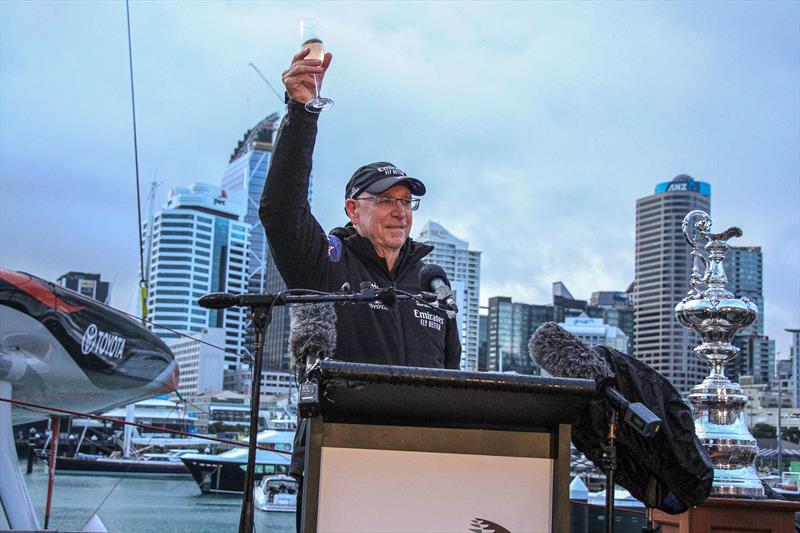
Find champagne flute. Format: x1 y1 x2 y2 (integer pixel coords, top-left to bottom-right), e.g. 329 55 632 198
300 18 333 113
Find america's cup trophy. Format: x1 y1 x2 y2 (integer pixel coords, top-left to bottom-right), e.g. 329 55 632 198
674 210 764 498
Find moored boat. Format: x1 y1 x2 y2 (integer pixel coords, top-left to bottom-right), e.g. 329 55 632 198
254 474 298 512
181 429 293 494
51 450 195 476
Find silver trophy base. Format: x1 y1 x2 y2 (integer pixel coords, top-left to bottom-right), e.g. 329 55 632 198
709 465 766 498
689 373 766 500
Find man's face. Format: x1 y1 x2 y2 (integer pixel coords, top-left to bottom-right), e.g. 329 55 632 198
346 184 413 257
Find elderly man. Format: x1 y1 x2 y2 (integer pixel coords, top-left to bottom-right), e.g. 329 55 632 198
259 49 461 370
259 48 461 531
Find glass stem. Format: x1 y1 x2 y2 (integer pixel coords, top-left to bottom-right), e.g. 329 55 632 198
312 74 320 100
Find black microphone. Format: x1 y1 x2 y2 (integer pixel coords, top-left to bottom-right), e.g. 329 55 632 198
529 322 661 438
418 264 458 315
197 292 241 309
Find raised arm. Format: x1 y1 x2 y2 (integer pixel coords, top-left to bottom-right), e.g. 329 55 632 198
259 51 334 290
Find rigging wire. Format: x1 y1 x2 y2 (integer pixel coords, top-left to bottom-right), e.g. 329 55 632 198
124 0 148 322
85 400 183 522
0 397 289 455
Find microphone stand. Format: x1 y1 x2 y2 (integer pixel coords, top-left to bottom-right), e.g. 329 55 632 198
595 377 662 533
237 303 271 533
199 287 431 533
602 407 619 533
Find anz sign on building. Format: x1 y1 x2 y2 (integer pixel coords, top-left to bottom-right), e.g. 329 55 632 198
654 174 711 197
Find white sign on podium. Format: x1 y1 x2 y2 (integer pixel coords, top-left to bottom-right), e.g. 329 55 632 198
316 447 553 532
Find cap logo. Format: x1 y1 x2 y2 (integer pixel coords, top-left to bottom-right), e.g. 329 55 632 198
376 165 404 176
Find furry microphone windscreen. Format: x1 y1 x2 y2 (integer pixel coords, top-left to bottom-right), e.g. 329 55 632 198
288 303 337 366
528 321 613 380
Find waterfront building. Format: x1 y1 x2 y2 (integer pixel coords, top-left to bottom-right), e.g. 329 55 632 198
143 183 250 367
418 221 481 371
57 271 110 303
634 174 711 395
560 315 628 353
486 296 550 374
167 328 226 398
223 366 294 397
588 289 635 352
102 398 195 437
551 282 587 323
188 390 294 433
220 113 313 372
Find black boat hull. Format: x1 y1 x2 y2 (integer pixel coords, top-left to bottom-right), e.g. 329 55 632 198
181 456 290 494
52 456 190 476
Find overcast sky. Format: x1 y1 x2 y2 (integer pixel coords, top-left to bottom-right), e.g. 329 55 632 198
1 1 798 353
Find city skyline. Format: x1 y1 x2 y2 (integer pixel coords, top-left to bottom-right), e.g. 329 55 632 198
1 2 797 354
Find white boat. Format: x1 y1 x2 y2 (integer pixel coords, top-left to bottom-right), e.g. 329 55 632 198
254 474 298 513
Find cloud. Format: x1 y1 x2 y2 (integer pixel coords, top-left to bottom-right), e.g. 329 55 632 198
1 1 798 352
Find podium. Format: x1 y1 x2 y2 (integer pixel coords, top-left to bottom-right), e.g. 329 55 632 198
300 361 595 533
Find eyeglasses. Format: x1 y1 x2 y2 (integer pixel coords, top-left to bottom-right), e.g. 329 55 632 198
355 195 420 211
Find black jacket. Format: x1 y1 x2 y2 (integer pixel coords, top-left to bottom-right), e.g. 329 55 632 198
259 100 462 371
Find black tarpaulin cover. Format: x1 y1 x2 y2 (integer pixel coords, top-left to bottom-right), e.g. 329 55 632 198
571 345 714 514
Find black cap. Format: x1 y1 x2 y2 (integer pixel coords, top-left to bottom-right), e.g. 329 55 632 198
345 162 426 199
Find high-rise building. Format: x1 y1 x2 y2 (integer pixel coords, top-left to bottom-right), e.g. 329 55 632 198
418 221 481 371
478 313 488 371
486 296 550 374
721 246 774 383
221 113 313 371
634 174 711 395
787 328 800 407
57 272 110 303
143 183 250 367
724 246 764 336
168 328 226 398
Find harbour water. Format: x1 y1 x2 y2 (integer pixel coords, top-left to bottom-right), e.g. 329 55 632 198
10 462 294 533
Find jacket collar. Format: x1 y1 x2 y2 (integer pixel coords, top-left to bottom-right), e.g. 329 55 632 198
330 223 433 279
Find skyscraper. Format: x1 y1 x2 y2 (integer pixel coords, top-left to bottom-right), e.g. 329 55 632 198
221 113 313 370
787 328 800 407
724 246 764 336
722 246 774 383
418 221 481 371
634 174 711 395
143 183 250 367
57 272 110 303
486 296 550 374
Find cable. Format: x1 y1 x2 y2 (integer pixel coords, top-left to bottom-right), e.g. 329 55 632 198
0 397 289 455
124 0 147 324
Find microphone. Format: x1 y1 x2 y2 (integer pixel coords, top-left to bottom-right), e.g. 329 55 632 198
529 322 661 438
197 292 242 309
418 264 458 315
288 303 337 369
289 303 336 418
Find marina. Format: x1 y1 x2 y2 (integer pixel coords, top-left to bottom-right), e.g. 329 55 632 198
10 461 295 533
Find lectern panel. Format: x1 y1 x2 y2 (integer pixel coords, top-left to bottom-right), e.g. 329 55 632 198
317 447 552 533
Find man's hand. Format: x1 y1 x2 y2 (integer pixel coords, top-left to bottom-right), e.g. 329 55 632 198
281 48 333 105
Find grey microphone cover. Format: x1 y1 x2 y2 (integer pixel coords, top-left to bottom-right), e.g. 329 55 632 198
288 303 337 366
528 321 612 379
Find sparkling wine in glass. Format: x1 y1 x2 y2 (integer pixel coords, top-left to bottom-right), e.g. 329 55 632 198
300 18 333 113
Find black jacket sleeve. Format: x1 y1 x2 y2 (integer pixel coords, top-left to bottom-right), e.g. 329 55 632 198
444 316 462 370
259 101 330 290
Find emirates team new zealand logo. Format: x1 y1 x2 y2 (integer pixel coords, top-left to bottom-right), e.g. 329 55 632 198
468 517 511 533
